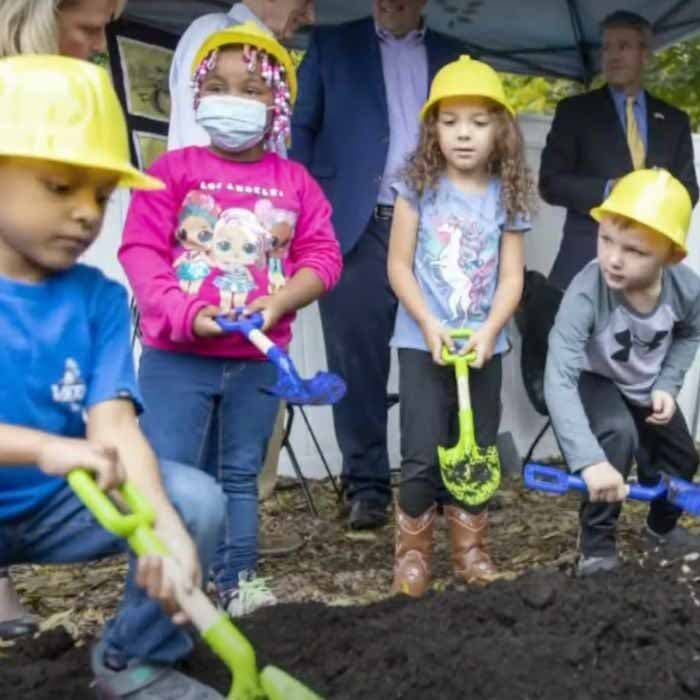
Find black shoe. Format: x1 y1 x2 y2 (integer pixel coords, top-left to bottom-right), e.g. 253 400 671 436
348 500 388 530
0 615 38 640
643 523 700 555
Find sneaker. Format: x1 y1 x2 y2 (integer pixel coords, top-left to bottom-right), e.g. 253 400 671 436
576 554 620 577
91 640 222 699
643 524 700 555
223 570 277 618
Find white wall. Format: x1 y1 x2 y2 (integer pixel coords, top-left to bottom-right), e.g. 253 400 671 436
83 114 700 477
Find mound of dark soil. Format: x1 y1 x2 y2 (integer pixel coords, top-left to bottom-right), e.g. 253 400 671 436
3 560 700 700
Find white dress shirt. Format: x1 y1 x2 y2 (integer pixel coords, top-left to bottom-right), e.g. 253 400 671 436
167 3 268 150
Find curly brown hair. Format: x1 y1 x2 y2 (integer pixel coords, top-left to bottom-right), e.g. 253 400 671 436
403 100 534 223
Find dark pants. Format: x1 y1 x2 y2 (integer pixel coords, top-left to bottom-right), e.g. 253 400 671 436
319 216 397 508
398 349 502 517
548 231 596 291
578 372 699 557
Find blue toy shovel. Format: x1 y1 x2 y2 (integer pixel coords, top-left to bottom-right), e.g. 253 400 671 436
524 463 700 515
215 313 346 406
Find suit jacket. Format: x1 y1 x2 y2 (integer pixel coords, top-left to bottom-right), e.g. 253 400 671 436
290 17 464 253
539 86 698 289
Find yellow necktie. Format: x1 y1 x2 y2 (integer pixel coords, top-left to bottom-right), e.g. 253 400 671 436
626 96 645 170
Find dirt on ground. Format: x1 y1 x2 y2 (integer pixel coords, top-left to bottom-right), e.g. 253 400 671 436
3 475 700 699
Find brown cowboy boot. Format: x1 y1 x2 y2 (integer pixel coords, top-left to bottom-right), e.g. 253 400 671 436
444 505 498 583
391 504 437 598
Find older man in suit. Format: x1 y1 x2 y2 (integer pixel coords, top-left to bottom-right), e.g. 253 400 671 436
540 10 698 291
290 0 463 529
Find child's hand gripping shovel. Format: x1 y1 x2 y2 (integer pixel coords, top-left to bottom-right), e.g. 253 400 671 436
66 469 323 700
524 463 700 515
437 330 501 507
215 312 345 406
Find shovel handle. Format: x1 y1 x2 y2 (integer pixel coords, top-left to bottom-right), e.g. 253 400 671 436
524 463 666 501
441 328 477 365
216 311 278 359
214 312 264 335
216 312 297 377
67 469 156 537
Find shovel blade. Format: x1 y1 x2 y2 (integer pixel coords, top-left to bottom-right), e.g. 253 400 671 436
666 476 700 516
438 443 501 506
262 371 346 406
260 666 324 700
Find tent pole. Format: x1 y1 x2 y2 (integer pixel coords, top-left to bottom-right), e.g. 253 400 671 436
654 0 693 32
566 0 593 84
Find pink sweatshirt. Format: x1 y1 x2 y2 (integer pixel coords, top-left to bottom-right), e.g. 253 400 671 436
120 147 342 359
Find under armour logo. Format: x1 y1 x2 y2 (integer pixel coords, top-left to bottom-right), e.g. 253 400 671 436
611 330 669 362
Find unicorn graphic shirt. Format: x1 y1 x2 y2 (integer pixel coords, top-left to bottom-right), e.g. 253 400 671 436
390 176 530 354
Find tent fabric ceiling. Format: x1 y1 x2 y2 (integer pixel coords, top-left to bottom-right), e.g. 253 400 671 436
123 0 700 82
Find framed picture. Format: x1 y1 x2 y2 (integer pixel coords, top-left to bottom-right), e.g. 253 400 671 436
132 130 168 171
107 19 178 169
116 36 172 123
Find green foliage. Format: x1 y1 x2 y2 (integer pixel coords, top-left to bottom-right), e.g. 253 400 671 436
501 36 700 132
646 37 700 131
500 73 581 116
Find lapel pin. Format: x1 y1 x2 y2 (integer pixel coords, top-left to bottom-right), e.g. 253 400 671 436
653 112 665 120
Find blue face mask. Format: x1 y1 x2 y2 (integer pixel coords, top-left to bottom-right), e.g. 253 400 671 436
195 95 269 153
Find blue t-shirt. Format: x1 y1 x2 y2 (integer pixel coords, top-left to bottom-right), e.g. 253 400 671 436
390 176 530 353
0 265 141 522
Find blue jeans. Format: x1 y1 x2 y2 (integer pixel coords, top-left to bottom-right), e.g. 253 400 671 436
0 460 224 665
138 347 280 595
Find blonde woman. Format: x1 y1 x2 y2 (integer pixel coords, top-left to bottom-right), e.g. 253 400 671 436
0 0 125 60
0 0 126 641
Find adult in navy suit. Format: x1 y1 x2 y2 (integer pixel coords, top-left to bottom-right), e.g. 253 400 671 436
540 10 698 291
291 0 463 528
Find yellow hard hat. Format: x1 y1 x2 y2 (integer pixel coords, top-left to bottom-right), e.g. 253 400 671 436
420 54 514 121
192 21 297 104
590 168 692 262
0 55 163 190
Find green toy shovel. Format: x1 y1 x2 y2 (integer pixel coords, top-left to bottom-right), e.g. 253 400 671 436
437 329 501 506
66 469 322 700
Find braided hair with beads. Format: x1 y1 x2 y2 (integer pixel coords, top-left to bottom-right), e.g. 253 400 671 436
191 43 292 155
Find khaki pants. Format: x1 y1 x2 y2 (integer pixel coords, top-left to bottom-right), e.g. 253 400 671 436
258 402 286 501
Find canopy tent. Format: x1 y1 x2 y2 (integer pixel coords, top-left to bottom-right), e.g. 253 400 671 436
123 0 700 82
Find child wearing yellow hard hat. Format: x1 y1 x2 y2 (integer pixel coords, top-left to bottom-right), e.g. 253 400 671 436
545 168 700 577
0 54 226 699
119 23 342 618
387 55 533 596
